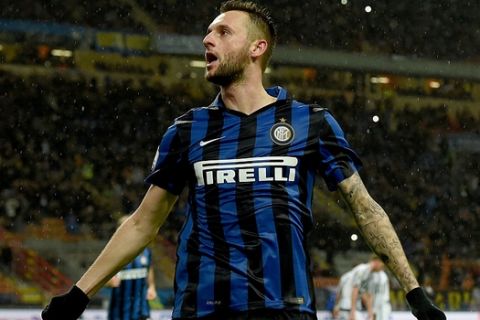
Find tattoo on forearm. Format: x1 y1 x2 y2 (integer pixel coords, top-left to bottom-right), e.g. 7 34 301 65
340 174 419 291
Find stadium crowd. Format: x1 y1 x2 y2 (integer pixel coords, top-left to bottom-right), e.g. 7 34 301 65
1 69 479 294
2 1 480 61
0 0 144 32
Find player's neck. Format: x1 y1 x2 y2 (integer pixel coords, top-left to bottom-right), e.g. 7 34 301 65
220 77 276 116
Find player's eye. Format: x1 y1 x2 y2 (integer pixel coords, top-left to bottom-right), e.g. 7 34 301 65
220 28 230 36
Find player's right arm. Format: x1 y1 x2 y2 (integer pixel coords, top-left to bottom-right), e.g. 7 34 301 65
77 185 177 296
41 185 177 320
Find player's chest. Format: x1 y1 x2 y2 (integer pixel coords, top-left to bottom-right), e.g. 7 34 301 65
185 115 314 163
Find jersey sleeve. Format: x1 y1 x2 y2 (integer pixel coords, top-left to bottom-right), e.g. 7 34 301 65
315 110 362 191
145 124 188 195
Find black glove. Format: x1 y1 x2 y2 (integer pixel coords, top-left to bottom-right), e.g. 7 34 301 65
406 287 446 320
42 285 90 320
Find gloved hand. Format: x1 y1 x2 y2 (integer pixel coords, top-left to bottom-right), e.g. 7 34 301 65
42 285 90 320
406 287 446 320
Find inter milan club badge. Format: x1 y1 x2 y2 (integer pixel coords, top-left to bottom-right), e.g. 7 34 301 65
270 118 295 145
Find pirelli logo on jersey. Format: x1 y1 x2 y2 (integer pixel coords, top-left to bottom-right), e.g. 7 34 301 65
194 156 298 186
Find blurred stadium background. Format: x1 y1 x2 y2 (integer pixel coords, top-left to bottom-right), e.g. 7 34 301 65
0 0 479 316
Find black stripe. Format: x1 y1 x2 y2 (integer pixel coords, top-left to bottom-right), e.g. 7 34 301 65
270 100 298 309
130 277 138 319
117 283 128 319
235 116 266 309
179 119 200 318
202 110 231 313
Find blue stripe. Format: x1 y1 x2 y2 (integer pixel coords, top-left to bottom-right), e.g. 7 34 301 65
122 274 133 319
132 281 141 318
288 103 312 310
132 256 141 318
141 251 151 317
252 108 282 308
189 109 210 162
156 125 178 168
318 111 359 187
324 112 348 146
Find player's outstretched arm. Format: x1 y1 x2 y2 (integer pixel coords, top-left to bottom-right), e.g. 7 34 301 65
41 185 178 320
337 172 446 320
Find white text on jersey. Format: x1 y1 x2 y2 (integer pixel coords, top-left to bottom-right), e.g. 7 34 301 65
193 156 298 186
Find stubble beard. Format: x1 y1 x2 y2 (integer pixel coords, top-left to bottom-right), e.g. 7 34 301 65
205 48 250 86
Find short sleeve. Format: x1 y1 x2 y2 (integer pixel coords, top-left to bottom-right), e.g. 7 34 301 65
315 111 362 191
145 124 188 195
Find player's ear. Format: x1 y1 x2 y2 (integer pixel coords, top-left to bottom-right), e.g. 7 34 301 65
250 39 268 59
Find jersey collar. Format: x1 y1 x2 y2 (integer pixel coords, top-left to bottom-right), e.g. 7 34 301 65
209 86 290 109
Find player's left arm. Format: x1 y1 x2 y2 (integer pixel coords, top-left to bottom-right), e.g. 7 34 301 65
338 172 418 291
337 172 446 320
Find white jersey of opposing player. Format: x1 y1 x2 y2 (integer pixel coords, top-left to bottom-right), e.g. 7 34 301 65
336 263 373 314
369 270 391 320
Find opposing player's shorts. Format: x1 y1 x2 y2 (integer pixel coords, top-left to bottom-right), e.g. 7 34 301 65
175 309 317 320
337 309 363 320
374 303 391 320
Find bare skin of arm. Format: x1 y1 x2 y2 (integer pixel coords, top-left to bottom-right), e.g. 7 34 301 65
338 172 419 292
147 261 157 300
76 185 178 297
362 291 373 320
350 286 359 320
332 282 343 318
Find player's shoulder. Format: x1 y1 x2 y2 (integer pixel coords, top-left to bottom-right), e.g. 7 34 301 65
172 105 215 127
340 269 354 282
290 98 327 111
290 100 334 120
379 270 389 280
352 263 370 274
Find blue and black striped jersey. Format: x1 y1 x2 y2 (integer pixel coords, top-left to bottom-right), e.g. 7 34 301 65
108 248 152 320
146 86 362 319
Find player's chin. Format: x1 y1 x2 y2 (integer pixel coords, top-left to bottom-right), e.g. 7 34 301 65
205 70 218 83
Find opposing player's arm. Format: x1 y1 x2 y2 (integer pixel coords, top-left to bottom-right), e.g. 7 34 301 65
76 185 178 297
337 172 419 292
333 278 344 317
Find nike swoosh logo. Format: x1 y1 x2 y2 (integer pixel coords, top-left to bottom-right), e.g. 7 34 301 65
312 107 326 112
199 136 225 147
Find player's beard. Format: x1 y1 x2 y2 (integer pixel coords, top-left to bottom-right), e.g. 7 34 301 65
205 46 250 86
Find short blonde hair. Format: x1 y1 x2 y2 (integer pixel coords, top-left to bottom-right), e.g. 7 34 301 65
220 0 277 71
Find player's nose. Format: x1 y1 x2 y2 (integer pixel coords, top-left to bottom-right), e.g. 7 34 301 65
203 32 214 48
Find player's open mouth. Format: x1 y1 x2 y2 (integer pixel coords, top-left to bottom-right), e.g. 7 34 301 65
205 52 218 67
